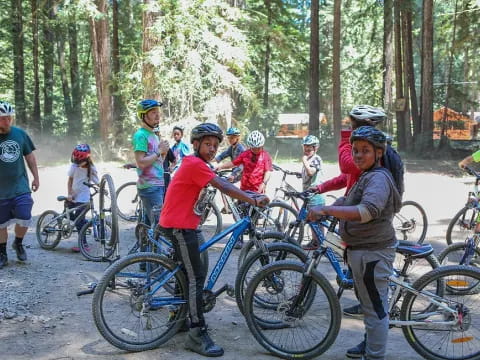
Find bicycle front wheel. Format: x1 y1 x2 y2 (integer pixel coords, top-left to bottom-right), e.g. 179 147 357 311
446 206 478 245
198 200 222 236
438 242 480 267
243 260 341 360
100 174 119 247
116 181 140 222
92 252 188 351
36 210 62 249
393 200 428 244
255 201 299 236
79 220 116 261
401 265 480 360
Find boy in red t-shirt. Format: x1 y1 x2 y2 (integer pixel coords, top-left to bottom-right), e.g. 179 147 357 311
159 123 269 358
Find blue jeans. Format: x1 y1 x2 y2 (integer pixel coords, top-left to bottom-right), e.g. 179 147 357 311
138 186 164 226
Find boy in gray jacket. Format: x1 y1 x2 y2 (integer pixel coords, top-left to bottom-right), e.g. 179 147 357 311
307 126 401 360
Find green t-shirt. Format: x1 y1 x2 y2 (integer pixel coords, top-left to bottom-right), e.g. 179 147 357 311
131 127 164 189
472 149 480 162
0 126 35 199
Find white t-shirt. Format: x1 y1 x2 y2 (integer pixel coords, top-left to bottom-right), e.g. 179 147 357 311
68 164 99 203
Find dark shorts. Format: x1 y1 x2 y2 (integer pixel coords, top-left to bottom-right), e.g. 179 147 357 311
0 193 34 228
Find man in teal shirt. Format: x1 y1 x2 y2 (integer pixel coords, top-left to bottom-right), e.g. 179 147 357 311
0 101 40 268
132 99 169 225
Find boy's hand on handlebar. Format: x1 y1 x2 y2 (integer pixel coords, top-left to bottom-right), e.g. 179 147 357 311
307 206 327 222
253 194 269 208
307 186 319 193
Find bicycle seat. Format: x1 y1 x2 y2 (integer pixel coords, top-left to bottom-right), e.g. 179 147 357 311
57 196 68 202
396 240 433 258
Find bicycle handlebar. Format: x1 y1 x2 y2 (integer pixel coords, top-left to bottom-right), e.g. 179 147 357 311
464 166 480 179
273 164 302 178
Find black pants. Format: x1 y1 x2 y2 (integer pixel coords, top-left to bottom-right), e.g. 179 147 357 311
162 227 207 328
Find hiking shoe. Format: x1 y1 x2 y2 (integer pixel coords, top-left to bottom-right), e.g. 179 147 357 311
343 304 363 318
302 240 319 251
0 252 8 268
346 339 366 358
185 326 224 357
12 242 27 261
72 246 80 253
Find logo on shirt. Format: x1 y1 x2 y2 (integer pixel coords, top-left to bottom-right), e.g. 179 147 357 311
0 140 21 163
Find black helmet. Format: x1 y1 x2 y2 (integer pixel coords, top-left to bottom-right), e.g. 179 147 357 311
350 126 387 150
190 123 224 144
349 105 386 125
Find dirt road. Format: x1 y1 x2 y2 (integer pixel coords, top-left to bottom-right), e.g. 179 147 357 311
0 160 471 359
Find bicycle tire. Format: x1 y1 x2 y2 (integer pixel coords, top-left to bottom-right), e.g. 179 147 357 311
235 242 308 315
243 260 341 360
92 252 188 351
198 200 222 236
36 210 62 249
78 220 116 261
255 201 300 237
394 200 428 244
237 231 289 269
401 265 480 360
446 206 478 245
100 174 119 247
116 181 140 222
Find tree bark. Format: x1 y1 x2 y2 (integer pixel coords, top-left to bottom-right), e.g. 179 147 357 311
394 0 406 151
112 0 124 145
332 0 342 144
12 0 26 127
31 0 41 131
263 0 272 108
56 25 75 133
309 0 320 136
383 0 394 134
142 0 160 99
68 14 83 133
42 0 55 135
419 0 434 152
89 0 113 142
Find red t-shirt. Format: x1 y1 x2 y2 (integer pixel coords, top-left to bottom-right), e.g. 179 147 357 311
232 149 272 192
160 155 215 229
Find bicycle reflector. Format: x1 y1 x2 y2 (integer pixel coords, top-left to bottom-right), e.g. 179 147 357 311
446 279 470 288
451 336 474 344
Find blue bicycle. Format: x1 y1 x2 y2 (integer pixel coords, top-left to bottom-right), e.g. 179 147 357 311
91 202 306 351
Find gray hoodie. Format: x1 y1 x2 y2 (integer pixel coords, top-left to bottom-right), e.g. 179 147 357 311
338 167 402 250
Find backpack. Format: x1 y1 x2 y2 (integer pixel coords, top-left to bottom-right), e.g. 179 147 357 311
382 144 405 197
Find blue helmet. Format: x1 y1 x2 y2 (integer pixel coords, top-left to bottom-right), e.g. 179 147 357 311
350 126 387 150
226 127 241 136
302 135 319 146
137 99 163 120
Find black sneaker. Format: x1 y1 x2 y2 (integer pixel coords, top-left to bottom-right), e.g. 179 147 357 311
12 242 27 261
343 303 363 318
185 326 224 357
0 252 8 268
346 339 366 358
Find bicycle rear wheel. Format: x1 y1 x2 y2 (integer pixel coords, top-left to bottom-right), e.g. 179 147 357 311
198 200 222 236
393 200 428 244
243 260 341 360
100 174 119 247
401 265 480 360
446 206 478 245
255 201 299 236
235 242 308 315
36 210 62 249
116 181 140 222
92 252 188 351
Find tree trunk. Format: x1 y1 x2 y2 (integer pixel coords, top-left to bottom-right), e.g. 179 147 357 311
401 4 414 148
31 0 41 131
419 0 434 152
383 0 394 134
332 0 342 144
263 0 272 108
42 0 55 135
56 26 75 133
68 14 83 133
89 0 113 142
394 1 406 151
12 0 26 127
112 0 124 145
142 0 160 99
309 0 320 136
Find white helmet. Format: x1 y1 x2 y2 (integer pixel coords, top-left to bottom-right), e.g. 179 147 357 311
0 101 14 117
246 130 265 147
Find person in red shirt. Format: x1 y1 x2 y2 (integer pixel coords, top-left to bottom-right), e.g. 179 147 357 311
159 123 269 358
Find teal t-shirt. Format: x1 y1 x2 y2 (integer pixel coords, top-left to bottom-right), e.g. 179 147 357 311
131 127 164 189
0 126 35 199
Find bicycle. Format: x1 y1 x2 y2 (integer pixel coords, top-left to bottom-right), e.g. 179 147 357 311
235 191 440 318
36 174 119 261
244 255 480 360
91 201 306 351
446 165 480 245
